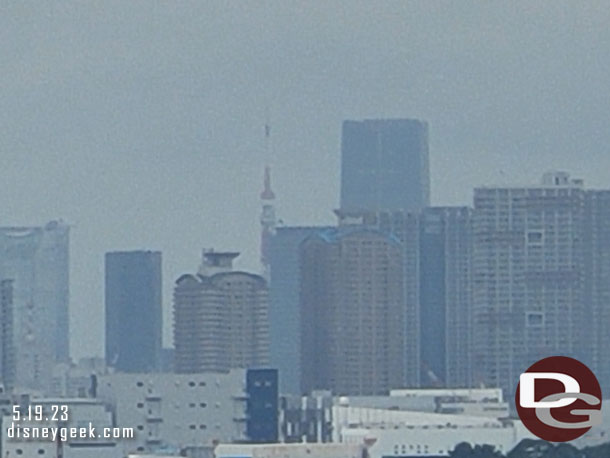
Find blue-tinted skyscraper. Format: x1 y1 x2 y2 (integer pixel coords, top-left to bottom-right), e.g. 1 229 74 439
419 207 472 388
268 227 331 394
105 251 162 373
340 119 430 213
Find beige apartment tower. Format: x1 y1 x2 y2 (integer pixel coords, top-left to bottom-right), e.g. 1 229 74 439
173 251 269 374
300 228 406 395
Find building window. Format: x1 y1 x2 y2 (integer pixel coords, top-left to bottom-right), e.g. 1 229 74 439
527 231 543 244
527 312 544 327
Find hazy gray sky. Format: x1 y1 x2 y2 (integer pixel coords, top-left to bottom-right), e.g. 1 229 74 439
2 1 610 358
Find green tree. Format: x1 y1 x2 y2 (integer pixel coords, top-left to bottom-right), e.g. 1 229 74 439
508 439 553 458
472 444 505 458
449 439 610 458
450 443 475 458
583 442 610 458
450 442 505 458
542 443 582 458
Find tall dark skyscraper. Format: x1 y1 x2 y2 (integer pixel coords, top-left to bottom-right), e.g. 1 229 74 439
419 207 473 388
268 226 332 394
105 250 162 373
340 118 430 213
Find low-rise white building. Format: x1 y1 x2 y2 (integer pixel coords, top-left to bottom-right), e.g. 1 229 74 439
281 389 511 444
341 422 530 458
280 389 531 457
97 370 249 455
385 388 509 417
333 403 534 458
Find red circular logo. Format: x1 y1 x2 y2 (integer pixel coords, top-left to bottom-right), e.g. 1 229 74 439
515 356 602 442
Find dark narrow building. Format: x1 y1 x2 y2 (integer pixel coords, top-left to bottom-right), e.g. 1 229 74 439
246 368 279 443
419 207 473 387
105 251 162 373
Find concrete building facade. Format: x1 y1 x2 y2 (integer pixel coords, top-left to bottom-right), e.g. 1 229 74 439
97 371 249 454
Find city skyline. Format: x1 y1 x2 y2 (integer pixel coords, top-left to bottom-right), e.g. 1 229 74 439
3 2 610 456
3 2 610 359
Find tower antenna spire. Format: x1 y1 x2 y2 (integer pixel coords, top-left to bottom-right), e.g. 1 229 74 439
259 114 276 281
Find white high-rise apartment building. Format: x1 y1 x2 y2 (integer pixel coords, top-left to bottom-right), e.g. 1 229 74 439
472 172 586 397
0 221 69 393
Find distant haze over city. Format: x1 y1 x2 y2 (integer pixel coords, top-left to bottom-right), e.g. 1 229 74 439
2 1 610 358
